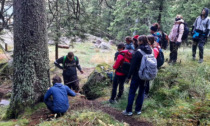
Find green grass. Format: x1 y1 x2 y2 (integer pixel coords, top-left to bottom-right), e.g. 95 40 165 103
38 109 126 126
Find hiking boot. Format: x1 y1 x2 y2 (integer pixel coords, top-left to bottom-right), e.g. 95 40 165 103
109 99 117 104
135 111 141 115
198 59 203 63
122 110 133 116
192 57 196 61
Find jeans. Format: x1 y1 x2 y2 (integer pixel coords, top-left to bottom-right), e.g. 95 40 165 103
110 74 126 100
169 42 180 62
145 81 150 95
192 36 206 59
126 75 146 112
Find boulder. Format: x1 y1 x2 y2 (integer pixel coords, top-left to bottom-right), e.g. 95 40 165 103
108 40 116 45
82 63 113 100
98 42 111 50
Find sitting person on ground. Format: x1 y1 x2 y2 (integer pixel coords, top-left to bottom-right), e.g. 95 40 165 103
54 52 84 93
44 75 76 115
110 43 132 103
168 15 184 64
122 35 152 116
125 36 135 51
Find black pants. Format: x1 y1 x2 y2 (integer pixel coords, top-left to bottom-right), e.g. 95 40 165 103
145 81 150 95
192 36 206 59
63 75 79 92
169 42 180 62
110 74 126 100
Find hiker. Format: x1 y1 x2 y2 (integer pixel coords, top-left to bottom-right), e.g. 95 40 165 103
133 35 139 51
122 35 154 116
125 36 135 51
54 52 84 93
44 75 76 115
191 7 210 63
168 15 185 64
110 43 132 103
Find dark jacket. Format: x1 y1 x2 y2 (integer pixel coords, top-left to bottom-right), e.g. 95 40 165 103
44 83 76 113
127 44 152 79
54 56 82 77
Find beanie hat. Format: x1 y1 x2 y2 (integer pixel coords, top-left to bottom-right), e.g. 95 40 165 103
133 35 139 40
150 25 158 32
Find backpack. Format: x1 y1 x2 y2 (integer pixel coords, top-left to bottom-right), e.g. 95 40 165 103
63 56 78 67
178 23 189 40
160 32 169 50
156 48 164 68
138 49 158 80
117 51 132 75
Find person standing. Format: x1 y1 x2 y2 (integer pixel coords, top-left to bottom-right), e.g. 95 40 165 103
54 52 84 92
168 15 184 63
191 7 210 63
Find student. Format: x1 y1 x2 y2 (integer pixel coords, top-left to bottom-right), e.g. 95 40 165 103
54 52 84 93
133 35 139 51
44 75 76 115
191 7 210 63
168 15 184 63
122 35 152 116
150 23 162 44
125 36 135 50
110 43 132 103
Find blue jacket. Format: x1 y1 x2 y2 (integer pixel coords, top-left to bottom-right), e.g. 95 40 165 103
44 83 76 113
125 43 135 50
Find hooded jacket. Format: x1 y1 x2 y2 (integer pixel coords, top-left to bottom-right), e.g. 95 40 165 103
44 83 76 113
169 19 185 42
127 44 152 79
193 7 210 34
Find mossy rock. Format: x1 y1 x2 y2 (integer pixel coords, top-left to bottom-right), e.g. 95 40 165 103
82 63 112 100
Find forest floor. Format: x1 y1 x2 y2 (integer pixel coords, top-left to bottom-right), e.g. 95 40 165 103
0 41 210 126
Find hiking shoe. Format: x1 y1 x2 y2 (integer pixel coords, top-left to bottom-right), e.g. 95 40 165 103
192 57 196 61
122 110 133 116
198 59 203 63
135 111 141 115
109 99 117 104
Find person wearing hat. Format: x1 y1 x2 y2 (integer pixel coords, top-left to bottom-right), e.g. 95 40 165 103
150 23 162 45
133 35 139 51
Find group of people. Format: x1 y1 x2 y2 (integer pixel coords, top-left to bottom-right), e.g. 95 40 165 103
43 7 210 116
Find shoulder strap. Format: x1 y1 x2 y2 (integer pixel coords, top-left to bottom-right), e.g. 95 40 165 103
74 56 77 61
63 56 67 67
138 49 146 55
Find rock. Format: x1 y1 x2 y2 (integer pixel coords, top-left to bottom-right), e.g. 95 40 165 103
48 40 55 45
108 40 116 45
98 42 111 50
96 40 102 44
82 63 113 100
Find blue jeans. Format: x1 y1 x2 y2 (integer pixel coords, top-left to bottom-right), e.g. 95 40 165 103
110 74 126 100
126 75 146 112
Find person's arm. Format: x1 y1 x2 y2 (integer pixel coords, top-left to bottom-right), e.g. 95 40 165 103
177 23 184 42
75 57 83 73
127 52 139 79
54 57 64 69
66 86 76 97
44 88 52 102
113 54 124 70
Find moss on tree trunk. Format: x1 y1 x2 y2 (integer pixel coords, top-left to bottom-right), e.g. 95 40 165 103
6 0 49 118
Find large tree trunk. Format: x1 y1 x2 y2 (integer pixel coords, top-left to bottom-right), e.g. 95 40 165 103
7 0 49 118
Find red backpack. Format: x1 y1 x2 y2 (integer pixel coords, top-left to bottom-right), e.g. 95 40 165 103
117 50 132 75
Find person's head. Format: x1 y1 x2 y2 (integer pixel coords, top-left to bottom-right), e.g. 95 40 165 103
175 15 183 21
201 7 209 18
138 35 148 45
147 35 155 47
125 36 132 44
117 43 125 51
133 35 139 49
67 52 74 61
150 23 160 34
52 75 62 85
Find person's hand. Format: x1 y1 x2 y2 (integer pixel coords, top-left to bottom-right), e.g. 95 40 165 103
80 70 84 74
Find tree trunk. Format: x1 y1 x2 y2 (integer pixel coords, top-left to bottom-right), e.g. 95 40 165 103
157 0 163 29
7 0 49 118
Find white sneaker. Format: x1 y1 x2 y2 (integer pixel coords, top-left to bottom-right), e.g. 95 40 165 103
122 110 133 116
198 59 203 63
135 111 141 115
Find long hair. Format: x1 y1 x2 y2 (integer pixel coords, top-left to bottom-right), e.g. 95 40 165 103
138 35 148 45
147 35 155 45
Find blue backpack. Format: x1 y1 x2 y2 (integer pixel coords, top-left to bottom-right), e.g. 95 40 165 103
157 49 164 68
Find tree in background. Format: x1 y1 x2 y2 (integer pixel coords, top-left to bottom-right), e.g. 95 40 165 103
6 0 49 118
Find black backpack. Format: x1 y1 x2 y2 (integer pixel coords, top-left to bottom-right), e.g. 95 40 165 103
178 23 189 40
160 32 169 50
157 49 164 68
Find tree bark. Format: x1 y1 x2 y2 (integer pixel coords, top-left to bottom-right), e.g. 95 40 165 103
157 0 163 29
7 0 49 118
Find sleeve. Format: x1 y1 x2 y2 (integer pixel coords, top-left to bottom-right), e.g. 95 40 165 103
113 54 124 70
66 86 76 96
168 25 174 41
44 88 52 102
75 57 82 71
54 57 64 69
208 18 210 30
127 52 139 79
177 24 184 42
193 17 198 27
153 48 159 59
